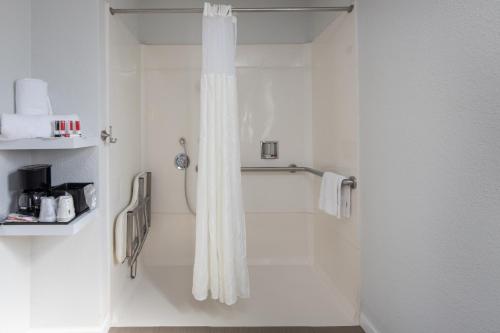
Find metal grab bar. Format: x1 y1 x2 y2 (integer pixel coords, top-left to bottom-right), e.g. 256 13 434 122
196 163 357 188
241 164 357 189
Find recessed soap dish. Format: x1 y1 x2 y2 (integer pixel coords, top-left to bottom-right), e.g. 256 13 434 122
261 141 279 159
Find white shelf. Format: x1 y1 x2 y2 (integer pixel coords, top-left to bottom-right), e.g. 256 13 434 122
0 136 99 150
0 209 97 236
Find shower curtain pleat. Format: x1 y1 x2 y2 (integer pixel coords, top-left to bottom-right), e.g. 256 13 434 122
192 2 249 306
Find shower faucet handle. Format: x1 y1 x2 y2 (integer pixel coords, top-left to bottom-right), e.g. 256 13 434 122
101 126 118 144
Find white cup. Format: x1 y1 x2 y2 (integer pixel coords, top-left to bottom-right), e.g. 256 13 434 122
56 195 75 223
39 196 57 223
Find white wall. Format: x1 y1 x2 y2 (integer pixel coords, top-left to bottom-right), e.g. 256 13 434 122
27 0 109 331
0 1 32 332
0 0 32 215
0 238 31 333
358 1 500 332
141 44 314 267
31 0 102 137
311 11 359 320
0 1 129 332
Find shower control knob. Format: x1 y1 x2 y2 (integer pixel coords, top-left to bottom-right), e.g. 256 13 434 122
175 153 190 170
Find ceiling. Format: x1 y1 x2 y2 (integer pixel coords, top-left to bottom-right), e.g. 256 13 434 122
110 0 353 44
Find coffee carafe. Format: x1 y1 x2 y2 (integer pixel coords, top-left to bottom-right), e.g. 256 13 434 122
17 164 52 216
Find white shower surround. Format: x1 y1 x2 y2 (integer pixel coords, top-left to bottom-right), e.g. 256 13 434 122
111 12 359 327
141 44 315 266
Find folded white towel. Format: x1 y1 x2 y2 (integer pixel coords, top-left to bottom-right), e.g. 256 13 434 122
15 78 53 115
0 114 80 140
340 183 351 218
1 114 51 139
319 171 351 218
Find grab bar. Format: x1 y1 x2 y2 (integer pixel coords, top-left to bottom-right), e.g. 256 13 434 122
241 164 357 189
196 163 357 189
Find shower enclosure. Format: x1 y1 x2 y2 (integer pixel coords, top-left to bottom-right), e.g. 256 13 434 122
107 0 359 327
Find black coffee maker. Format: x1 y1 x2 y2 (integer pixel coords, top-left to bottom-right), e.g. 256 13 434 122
17 164 52 217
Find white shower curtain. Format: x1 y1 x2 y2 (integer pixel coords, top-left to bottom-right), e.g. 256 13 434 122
192 2 250 306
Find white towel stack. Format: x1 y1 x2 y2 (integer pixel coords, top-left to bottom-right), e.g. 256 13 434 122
0 78 79 140
319 171 351 218
15 78 53 115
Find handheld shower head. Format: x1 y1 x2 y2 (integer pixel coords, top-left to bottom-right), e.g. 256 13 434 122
175 137 195 215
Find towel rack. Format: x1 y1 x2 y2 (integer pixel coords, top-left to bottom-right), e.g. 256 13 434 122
126 172 152 278
241 164 357 189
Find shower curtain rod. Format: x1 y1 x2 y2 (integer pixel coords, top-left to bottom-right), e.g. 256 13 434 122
109 5 354 15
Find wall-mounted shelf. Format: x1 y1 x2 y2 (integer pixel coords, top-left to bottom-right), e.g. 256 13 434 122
0 136 99 150
0 209 97 236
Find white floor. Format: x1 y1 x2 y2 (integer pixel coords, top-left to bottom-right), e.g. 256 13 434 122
112 265 357 327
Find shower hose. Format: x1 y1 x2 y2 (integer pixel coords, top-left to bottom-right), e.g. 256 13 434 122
179 138 196 215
